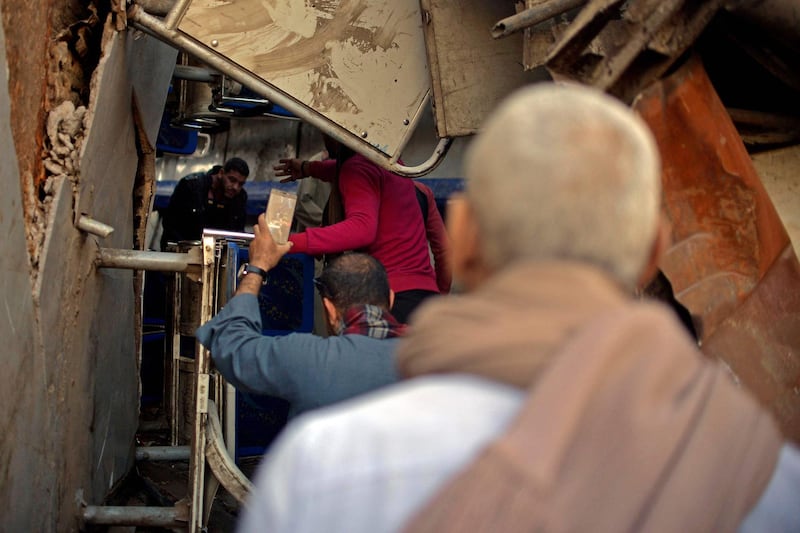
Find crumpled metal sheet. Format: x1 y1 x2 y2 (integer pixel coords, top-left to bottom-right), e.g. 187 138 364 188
546 0 724 103
634 55 800 442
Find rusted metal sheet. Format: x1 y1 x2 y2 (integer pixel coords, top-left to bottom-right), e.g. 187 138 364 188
419 0 547 138
634 56 800 442
546 0 724 103
701 247 800 442
176 0 430 159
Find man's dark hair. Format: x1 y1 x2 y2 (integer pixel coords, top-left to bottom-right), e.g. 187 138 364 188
208 164 224 176
315 253 390 311
224 157 250 178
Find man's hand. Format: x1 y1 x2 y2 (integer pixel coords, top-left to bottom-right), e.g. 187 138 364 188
237 214 293 296
274 158 304 183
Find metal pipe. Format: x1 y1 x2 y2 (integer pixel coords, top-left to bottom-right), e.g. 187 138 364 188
136 445 191 461
202 228 255 241
76 215 115 238
81 505 185 527
172 64 218 83
128 5 452 177
491 0 587 39
97 248 199 272
164 0 192 30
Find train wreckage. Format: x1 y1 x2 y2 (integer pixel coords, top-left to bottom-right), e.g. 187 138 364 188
1 0 799 530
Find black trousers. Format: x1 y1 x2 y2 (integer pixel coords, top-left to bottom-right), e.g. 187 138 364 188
391 289 438 324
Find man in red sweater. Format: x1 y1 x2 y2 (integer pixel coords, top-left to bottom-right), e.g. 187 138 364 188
276 137 438 323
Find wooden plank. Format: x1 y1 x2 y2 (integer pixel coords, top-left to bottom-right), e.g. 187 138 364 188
177 0 430 158
420 0 547 137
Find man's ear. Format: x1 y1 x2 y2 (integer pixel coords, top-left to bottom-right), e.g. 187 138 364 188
637 216 671 290
388 289 395 309
448 195 487 292
322 297 339 328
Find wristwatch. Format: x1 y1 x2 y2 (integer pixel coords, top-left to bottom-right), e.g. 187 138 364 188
240 263 269 285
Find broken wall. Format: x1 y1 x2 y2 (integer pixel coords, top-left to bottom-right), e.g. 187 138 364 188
0 1 176 528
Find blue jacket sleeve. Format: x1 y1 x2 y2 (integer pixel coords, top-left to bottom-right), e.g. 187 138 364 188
196 294 400 415
195 294 316 402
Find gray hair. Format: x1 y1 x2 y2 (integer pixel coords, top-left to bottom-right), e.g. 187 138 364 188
464 83 661 288
315 253 391 312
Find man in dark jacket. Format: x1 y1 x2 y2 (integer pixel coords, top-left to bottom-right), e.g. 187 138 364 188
160 157 250 250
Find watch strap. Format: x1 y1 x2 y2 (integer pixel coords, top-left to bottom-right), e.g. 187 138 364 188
243 263 269 285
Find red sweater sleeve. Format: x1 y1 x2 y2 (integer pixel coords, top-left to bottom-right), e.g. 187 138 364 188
306 159 337 182
289 158 380 255
417 182 452 293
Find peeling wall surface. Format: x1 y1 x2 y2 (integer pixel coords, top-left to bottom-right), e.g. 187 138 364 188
1 5 176 527
0 20 54 533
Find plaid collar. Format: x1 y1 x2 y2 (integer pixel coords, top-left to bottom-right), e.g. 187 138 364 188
340 304 407 339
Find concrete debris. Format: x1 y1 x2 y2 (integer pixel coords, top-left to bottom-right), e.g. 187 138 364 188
57 132 74 151
43 100 87 185
42 177 58 196
44 160 65 175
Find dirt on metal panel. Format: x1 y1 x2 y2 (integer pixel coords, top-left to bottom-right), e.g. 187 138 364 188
420 0 548 138
634 55 800 442
178 0 430 158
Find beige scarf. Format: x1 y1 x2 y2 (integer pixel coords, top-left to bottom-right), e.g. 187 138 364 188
397 261 781 533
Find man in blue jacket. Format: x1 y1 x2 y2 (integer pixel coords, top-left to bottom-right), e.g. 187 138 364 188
196 213 403 418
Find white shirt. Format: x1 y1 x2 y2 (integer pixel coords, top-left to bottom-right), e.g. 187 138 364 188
238 374 800 533
237 375 523 533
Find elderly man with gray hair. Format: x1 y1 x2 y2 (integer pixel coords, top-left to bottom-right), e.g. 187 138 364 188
237 84 800 533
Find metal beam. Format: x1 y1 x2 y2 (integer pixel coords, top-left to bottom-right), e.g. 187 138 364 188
81 505 187 527
136 445 191 461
